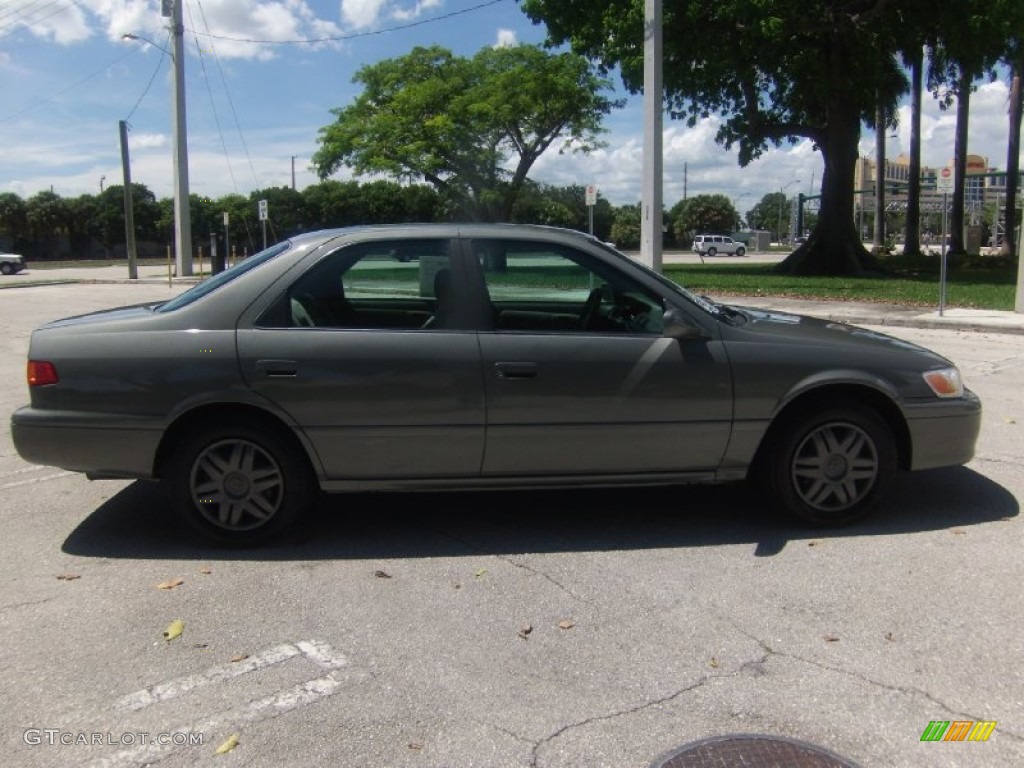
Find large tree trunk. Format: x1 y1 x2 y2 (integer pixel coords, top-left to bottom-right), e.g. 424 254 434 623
950 69 971 255
1003 57 1022 257
904 48 923 256
776 88 876 275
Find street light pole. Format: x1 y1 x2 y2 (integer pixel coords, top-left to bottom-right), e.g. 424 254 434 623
168 0 192 276
778 179 801 244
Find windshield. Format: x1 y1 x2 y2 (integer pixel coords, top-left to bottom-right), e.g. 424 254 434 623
156 241 292 313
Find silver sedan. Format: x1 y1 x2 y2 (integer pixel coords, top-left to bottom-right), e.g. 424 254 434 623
11 224 981 545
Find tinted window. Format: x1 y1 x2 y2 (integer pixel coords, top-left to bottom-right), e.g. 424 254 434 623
258 239 453 330
473 239 663 335
158 241 291 313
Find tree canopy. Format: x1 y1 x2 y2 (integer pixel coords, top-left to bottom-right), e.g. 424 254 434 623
522 0 1023 274
312 44 619 222
669 194 739 244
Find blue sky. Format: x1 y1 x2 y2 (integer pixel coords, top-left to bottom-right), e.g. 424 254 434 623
0 0 1020 215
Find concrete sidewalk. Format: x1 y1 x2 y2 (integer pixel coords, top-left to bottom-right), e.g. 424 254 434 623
3 263 1024 335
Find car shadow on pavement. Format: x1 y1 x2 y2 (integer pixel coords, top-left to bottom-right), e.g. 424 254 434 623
61 466 1017 561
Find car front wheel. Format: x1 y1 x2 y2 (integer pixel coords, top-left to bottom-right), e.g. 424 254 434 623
764 404 897 526
735 246 746 257
169 423 315 545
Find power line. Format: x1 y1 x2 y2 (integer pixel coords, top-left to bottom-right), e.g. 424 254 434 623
0 47 137 124
124 31 171 123
188 0 505 46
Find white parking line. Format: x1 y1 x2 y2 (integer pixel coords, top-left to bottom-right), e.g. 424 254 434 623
89 639 351 767
117 640 349 711
0 470 75 490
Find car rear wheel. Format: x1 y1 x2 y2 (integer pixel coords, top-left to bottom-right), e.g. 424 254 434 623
169 423 315 546
0 263 13 275
706 247 717 257
764 404 896 526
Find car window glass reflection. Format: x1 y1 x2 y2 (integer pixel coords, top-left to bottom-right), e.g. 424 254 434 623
474 240 664 335
261 240 453 330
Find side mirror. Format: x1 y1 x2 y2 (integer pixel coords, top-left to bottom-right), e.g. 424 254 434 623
663 308 710 341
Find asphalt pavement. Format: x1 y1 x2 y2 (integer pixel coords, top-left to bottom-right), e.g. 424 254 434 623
4 261 1024 336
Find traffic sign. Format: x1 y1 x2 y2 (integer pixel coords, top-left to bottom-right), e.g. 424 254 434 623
937 167 954 194
585 185 598 206
258 199 268 221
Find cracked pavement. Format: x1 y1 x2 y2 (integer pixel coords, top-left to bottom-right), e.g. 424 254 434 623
0 284 1021 767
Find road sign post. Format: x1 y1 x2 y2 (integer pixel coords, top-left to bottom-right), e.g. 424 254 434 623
585 184 597 235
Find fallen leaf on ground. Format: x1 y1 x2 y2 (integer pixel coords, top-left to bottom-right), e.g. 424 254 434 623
709 657 719 668
824 634 840 642
452 581 462 590
475 568 488 578
1004 418 1017 424
193 643 209 649
518 624 533 640
807 541 822 547
230 654 249 663
374 570 392 579
885 632 895 641
950 529 966 535
214 733 239 755
557 620 575 630
156 578 185 590
199 567 213 575
56 574 81 581
163 619 185 642
408 742 424 750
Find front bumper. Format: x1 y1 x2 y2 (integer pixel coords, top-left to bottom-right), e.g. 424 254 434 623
904 389 983 471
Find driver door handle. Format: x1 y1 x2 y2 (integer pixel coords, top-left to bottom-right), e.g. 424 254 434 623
494 362 537 380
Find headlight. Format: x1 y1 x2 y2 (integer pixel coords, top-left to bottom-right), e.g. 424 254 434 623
922 367 963 398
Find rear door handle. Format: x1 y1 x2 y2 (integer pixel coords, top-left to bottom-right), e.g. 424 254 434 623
255 359 298 378
494 362 537 380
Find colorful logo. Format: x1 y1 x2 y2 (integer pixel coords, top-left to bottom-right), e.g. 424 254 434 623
920 721 996 742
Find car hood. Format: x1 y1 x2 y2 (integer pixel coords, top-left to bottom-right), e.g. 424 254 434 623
725 304 953 366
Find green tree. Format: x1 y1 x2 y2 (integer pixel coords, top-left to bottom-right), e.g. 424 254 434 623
523 0 1022 274
670 194 738 244
313 44 619 222
0 192 28 251
249 187 309 243
25 190 68 259
746 192 791 241
609 203 641 249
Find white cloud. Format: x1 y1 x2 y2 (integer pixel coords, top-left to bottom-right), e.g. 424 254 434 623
341 0 388 28
494 29 517 48
128 132 167 149
5 0 93 44
7 1 343 61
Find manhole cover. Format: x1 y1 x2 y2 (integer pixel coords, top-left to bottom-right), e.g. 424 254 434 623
652 734 859 768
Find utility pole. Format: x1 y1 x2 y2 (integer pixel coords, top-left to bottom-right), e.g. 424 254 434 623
641 0 663 272
119 120 138 279
291 156 297 190
168 0 193 276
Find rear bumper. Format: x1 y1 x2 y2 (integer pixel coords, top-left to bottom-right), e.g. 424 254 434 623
905 390 982 470
11 406 161 479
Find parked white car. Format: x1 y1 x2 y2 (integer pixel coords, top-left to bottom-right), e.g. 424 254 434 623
692 235 746 257
0 252 26 275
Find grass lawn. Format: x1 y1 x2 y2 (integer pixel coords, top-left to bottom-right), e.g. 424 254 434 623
19 254 1020 310
666 255 1018 310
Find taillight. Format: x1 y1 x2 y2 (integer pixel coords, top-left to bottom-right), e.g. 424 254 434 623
27 360 59 387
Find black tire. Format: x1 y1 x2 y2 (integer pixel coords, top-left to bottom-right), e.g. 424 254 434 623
735 246 746 257
763 404 897 526
706 247 717 257
168 422 316 546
